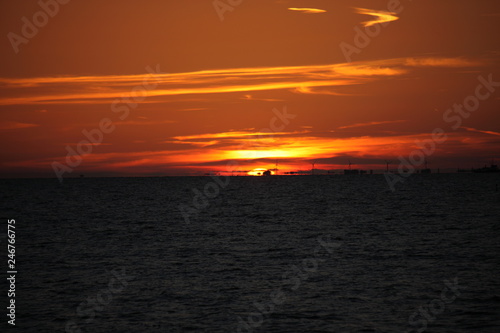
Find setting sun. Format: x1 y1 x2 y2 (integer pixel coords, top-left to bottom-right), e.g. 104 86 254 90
247 168 275 176
0 0 498 179
1 1 499 332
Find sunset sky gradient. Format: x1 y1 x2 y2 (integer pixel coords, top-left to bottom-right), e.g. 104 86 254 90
1 0 499 177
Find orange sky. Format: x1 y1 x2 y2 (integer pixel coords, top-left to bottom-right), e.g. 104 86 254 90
1 0 500 178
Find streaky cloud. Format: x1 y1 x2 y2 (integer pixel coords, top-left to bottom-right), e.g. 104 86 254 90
462 127 500 137
288 8 326 14
0 121 39 130
405 57 482 67
354 7 398 27
0 56 485 106
172 130 310 142
292 86 351 96
338 120 406 129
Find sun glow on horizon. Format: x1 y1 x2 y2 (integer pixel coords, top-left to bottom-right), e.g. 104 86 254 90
247 168 276 176
1 0 498 180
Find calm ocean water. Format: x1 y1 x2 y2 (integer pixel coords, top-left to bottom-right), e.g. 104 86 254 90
1 174 499 332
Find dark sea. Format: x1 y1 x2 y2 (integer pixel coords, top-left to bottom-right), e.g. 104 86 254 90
1 174 500 333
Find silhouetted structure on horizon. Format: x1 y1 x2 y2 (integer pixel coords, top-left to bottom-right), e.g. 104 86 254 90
473 161 499 173
344 160 366 175
421 159 431 174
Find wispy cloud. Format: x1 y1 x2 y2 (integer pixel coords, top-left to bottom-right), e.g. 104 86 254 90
177 108 210 112
354 7 399 27
0 121 39 130
0 56 484 106
242 94 284 101
462 127 500 137
405 57 482 67
6 129 498 174
114 119 177 126
288 8 326 14
338 120 406 130
292 86 352 96
172 130 309 142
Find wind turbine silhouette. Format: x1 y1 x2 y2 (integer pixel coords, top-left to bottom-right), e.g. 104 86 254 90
385 160 391 173
270 160 279 175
